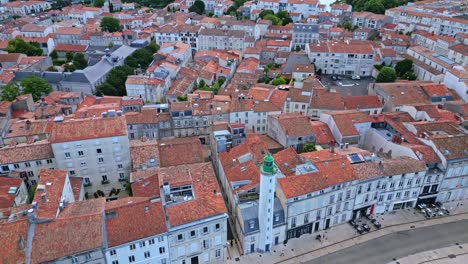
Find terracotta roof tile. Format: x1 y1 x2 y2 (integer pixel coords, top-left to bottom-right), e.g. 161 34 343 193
105 198 166 247
0 177 24 209
130 138 160 169
327 110 371 137
273 147 303 176
342 95 382 110
33 169 68 220
270 112 314 137
49 116 127 143
158 137 205 167
353 156 426 180
162 163 227 227
31 213 102 263
309 121 335 145
0 219 28 264
0 140 53 164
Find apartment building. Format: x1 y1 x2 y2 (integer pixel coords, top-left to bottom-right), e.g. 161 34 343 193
160 163 228 264
254 0 322 18
406 46 455 83
352 12 393 29
267 112 316 152
4 1 51 15
0 140 55 187
277 150 358 239
198 29 245 53
292 23 320 50
125 75 166 103
320 110 372 146
154 24 201 50
306 40 375 76
49 116 131 193
104 198 170 264
353 157 427 216
125 108 173 140
428 135 468 202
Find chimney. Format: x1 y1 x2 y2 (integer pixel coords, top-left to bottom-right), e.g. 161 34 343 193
378 161 384 172
329 140 335 153
162 182 170 196
41 192 47 202
25 120 31 130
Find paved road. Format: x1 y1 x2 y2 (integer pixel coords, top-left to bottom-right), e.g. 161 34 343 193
306 219 468 264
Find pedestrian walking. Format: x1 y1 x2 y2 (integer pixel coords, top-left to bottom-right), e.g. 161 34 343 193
280 249 285 256
230 240 233 247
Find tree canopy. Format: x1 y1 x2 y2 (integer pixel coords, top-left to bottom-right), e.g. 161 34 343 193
272 76 287 86
189 0 205 15
6 39 43 56
395 59 413 77
1 76 52 101
96 43 159 96
376 66 397 83
344 0 407 14
260 10 293 26
93 0 105 7
101 17 121 32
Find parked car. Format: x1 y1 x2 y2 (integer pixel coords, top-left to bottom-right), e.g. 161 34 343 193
356 226 364 234
332 75 338 81
352 75 361 80
362 224 371 232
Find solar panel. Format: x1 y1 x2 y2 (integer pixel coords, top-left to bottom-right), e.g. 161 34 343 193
348 153 364 164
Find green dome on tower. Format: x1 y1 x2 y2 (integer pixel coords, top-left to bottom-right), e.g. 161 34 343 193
262 153 274 173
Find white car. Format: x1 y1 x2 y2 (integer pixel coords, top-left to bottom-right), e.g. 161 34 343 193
352 75 361 80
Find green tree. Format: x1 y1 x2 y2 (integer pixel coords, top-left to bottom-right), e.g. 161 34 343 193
73 53 88 69
402 71 417 81
259 10 274 19
343 21 353 31
207 11 214 17
301 143 317 153
189 0 205 15
50 50 58 60
363 0 385 14
1 82 21 101
376 66 397 83
93 0 105 7
6 39 42 56
177 95 188 101
146 41 160 54
264 14 282 25
101 16 121 32
96 82 118 96
47 66 58 72
20 76 52 101
272 76 287 85
65 51 74 62
395 58 413 77
64 62 76 72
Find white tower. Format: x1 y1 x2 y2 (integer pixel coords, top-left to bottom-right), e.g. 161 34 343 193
258 153 278 252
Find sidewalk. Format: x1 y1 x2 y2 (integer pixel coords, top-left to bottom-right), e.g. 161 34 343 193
227 200 467 264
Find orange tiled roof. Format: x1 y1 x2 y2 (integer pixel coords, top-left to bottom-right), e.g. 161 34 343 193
309 121 335 145
33 169 68 220
0 139 53 164
49 116 127 143
105 198 167 247
342 95 382 110
31 211 103 263
162 163 227 227
0 219 28 264
271 112 314 137
158 137 205 167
